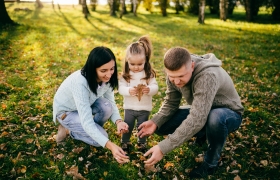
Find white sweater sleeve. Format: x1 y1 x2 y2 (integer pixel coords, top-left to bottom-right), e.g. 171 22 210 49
118 77 131 96
147 77 158 96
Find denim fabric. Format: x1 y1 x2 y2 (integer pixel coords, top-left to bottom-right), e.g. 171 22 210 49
156 107 242 167
57 97 113 147
122 109 150 143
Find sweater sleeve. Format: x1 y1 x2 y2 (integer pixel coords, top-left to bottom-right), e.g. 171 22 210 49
118 77 131 96
147 77 158 96
151 78 181 128
72 80 109 148
158 72 219 154
103 86 122 123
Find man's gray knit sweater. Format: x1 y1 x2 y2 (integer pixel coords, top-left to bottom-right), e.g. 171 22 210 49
151 53 244 154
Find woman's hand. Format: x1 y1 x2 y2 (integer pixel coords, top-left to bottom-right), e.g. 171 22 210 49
105 141 129 164
116 120 129 134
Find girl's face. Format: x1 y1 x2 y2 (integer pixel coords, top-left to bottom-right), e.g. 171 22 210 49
127 54 146 73
96 60 115 83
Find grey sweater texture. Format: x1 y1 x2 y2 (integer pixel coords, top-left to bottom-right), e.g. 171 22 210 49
151 53 244 154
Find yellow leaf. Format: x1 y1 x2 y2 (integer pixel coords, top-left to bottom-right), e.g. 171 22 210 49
1 104 7 110
104 171 108 176
21 165 27 173
164 162 174 169
1 131 9 136
26 138 34 144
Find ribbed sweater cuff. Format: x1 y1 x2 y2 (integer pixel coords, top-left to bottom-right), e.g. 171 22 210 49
151 116 166 128
158 139 173 155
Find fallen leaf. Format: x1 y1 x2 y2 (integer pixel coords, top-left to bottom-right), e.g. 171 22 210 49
234 175 241 180
65 166 85 180
164 162 174 169
56 153 64 160
260 160 268 166
144 164 157 173
26 138 34 144
72 147 84 153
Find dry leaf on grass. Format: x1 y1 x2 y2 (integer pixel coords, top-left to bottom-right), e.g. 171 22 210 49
66 166 85 180
144 164 157 173
134 84 146 101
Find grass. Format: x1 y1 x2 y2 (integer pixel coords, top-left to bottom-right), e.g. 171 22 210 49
1 2 280 179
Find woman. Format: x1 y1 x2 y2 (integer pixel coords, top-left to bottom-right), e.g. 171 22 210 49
53 46 129 164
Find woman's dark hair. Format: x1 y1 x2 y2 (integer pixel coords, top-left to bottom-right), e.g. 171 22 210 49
81 46 118 95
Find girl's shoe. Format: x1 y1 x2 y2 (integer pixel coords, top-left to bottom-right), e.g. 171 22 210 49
137 143 147 153
121 142 131 154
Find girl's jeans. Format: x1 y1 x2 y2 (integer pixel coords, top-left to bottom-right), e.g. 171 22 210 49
57 97 113 147
121 109 150 144
156 107 242 167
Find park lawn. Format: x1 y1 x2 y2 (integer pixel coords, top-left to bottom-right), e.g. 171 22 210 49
0 2 280 179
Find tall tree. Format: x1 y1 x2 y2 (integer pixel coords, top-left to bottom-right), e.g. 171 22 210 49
119 0 127 18
198 0 205 24
0 0 15 25
188 0 199 15
160 0 168 16
219 0 228 21
36 0 44 8
82 0 90 18
108 0 117 16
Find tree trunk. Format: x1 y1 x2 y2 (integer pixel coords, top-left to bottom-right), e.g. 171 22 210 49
160 0 168 16
36 0 44 8
132 0 137 16
109 0 117 16
119 0 127 18
198 0 205 24
244 0 253 21
175 0 180 14
82 0 90 18
0 0 15 25
219 0 228 21
272 0 280 20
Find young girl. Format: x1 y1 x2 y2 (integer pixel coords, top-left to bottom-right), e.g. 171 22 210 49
118 36 158 153
53 46 129 164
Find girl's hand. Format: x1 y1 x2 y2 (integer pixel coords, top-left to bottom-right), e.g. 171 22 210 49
116 121 129 134
129 87 137 96
105 141 129 164
142 86 150 94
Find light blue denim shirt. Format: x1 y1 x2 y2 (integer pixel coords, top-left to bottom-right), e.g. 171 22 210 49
53 70 121 147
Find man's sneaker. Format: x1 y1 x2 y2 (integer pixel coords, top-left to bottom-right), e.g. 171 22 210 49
121 142 131 154
137 143 147 153
194 135 206 146
189 162 216 179
55 125 69 143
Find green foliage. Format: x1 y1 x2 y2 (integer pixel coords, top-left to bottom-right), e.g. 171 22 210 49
0 2 279 180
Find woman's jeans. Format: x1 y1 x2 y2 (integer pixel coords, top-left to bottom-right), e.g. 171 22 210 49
156 108 242 167
121 109 150 144
57 97 113 147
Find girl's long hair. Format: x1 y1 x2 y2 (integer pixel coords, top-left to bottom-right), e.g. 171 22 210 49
122 35 156 84
81 46 118 95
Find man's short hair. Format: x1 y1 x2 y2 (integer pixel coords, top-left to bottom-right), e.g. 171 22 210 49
164 47 191 71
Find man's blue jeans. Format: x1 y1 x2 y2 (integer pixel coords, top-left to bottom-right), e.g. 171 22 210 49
156 108 242 167
57 97 113 147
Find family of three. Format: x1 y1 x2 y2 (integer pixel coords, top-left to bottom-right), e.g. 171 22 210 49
53 35 243 178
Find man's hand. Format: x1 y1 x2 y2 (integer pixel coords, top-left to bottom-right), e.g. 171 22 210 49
143 145 163 166
137 120 157 138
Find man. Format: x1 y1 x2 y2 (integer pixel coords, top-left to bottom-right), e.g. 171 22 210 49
137 47 243 178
